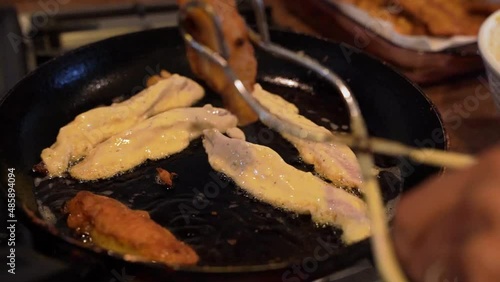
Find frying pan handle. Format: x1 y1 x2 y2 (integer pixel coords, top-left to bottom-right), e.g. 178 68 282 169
0 7 27 100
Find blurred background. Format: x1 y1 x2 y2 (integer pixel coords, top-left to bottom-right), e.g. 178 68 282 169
0 0 498 154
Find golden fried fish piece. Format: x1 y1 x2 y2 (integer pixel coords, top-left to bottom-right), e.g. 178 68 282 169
177 0 258 125
65 191 199 266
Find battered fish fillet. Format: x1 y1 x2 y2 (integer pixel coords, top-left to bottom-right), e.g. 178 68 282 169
177 0 258 125
70 105 238 180
41 74 204 177
202 129 370 244
65 191 199 266
252 85 362 188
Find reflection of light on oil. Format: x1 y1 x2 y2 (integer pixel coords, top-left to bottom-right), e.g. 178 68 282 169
55 62 87 88
261 76 314 92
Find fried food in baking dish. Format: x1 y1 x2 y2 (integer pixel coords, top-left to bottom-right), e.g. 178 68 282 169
65 191 199 266
252 85 362 188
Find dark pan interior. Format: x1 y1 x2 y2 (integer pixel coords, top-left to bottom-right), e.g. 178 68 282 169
0 28 446 278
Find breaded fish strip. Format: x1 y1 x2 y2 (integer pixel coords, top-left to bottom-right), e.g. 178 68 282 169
41 74 204 177
178 0 258 125
65 191 199 266
252 85 362 188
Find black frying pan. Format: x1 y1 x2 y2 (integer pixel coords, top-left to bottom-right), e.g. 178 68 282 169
0 27 446 281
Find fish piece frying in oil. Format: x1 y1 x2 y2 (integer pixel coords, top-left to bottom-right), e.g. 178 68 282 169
65 191 199 266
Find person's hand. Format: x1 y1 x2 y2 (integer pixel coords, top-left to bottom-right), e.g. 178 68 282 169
393 146 500 282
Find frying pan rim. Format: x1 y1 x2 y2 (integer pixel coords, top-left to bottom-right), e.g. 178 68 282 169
1 26 449 153
1 26 447 275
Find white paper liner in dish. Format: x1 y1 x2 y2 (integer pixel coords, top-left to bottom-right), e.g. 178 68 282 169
328 1 478 52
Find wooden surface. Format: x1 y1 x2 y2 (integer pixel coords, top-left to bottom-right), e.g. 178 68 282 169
4 0 499 154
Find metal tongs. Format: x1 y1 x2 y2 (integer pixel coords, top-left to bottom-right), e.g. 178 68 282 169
178 1 476 281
